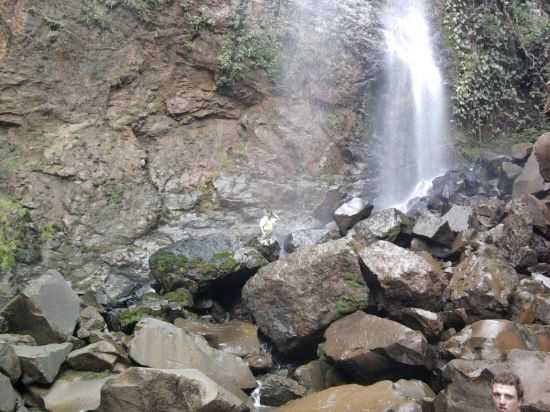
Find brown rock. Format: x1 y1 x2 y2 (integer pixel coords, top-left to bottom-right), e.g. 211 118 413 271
323 312 431 382
276 380 434 412
293 359 346 395
66 341 121 372
242 238 368 354
174 319 261 358
511 142 533 164
446 254 519 318
513 152 550 197
358 240 446 310
512 275 550 324
389 308 444 341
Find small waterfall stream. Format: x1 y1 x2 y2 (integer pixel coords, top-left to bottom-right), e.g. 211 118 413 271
373 0 449 210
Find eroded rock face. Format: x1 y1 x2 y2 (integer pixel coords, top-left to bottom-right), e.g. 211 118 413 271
446 254 519 318
128 318 256 391
1 271 80 344
96 368 249 412
358 240 446 310
323 312 431 382
242 238 368 354
276 380 434 412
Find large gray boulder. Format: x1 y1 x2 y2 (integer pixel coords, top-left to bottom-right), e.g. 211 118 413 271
412 211 456 247
29 370 112 412
0 344 20 382
242 238 368 354
129 318 255 392
257 374 307 407
96 367 249 412
446 254 519 318
351 207 411 243
148 234 253 294
12 343 73 385
276 380 434 412
0 373 17 412
358 240 446 311
333 197 373 234
67 341 121 372
0 271 80 344
323 312 431 382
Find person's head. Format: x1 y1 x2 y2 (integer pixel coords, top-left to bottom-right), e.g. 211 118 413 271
492 372 523 412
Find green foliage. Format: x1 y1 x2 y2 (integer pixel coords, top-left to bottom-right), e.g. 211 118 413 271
119 308 146 328
80 0 173 28
217 16 283 91
0 198 31 272
163 288 193 306
189 6 213 33
335 293 368 317
150 250 239 278
40 223 62 241
443 0 549 142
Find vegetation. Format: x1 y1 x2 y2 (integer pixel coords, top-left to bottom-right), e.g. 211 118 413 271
150 250 240 278
217 5 283 92
443 0 549 149
0 199 32 272
335 293 368 316
163 288 193 306
119 307 146 329
80 0 174 27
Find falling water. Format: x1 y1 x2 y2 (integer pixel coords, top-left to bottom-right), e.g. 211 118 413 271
374 0 448 210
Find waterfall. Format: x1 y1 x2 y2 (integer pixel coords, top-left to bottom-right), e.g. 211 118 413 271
373 0 449 210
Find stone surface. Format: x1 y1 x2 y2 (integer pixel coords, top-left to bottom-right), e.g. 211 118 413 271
513 152 550 197
333 197 373 234
77 306 107 340
511 142 533 163
96 367 249 412
0 373 17 412
446 254 519 318
389 308 444 342
351 207 411 243
242 238 368 354
275 380 434 412
473 197 506 229
283 228 334 254
129 318 256 391
0 271 80 344
67 341 121 372
0 335 36 346
174 319 261 358
323 312 430 382
412 211 456 247
258 374 306 407
30 370 112 412
13 343 73 385
534 132 550 181
0 344 21 381
293 359 346 395
358 240 446 310
512 275 550 324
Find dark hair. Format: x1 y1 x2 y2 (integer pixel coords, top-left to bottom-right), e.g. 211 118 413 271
492 372 524 401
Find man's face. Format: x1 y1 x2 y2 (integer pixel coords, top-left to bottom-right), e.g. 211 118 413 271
492 383 521 412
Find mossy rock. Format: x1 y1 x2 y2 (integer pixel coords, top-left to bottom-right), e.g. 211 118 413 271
335 293 368 317
0 197 40 272
163 288 193 307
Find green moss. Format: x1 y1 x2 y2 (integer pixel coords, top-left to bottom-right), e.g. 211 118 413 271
80 0 173 28
150 250 239 279
0 198 31 272
163 288 193 306
335 293 368 317
150 251 190 274
212 251 240 272
119 308 146 328
343 272 366 289
40 223 62 241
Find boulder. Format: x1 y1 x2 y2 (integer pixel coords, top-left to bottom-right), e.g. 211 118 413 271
507 194 550 239
29 370 112 412
333 197 373 234
96 368 249 412
276 380 434 412
534 132 550 181
0 373 17 412
245 352 272 373
499 161 523 194
242 238 368 354
513 152 550 197
480 152 512 179
128 318 256 391
283 228 335 254
0 344 20 381
293 359 346 395
13 343 73 385
149 233 245 294
76 306 107 340
388 308 444 342
67 341 121 372
0 271 80 344
473 197 506 229
323 312 431 382
351 208 411 243
412 211 456 247
358 241 446 310
441 320 532 361
257 374 306 407
512 275 550 324
0 335 36 346
446 254 519 318
174 319 261 358
442 205 474 233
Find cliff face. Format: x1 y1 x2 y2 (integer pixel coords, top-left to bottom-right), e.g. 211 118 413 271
0 0 379 301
